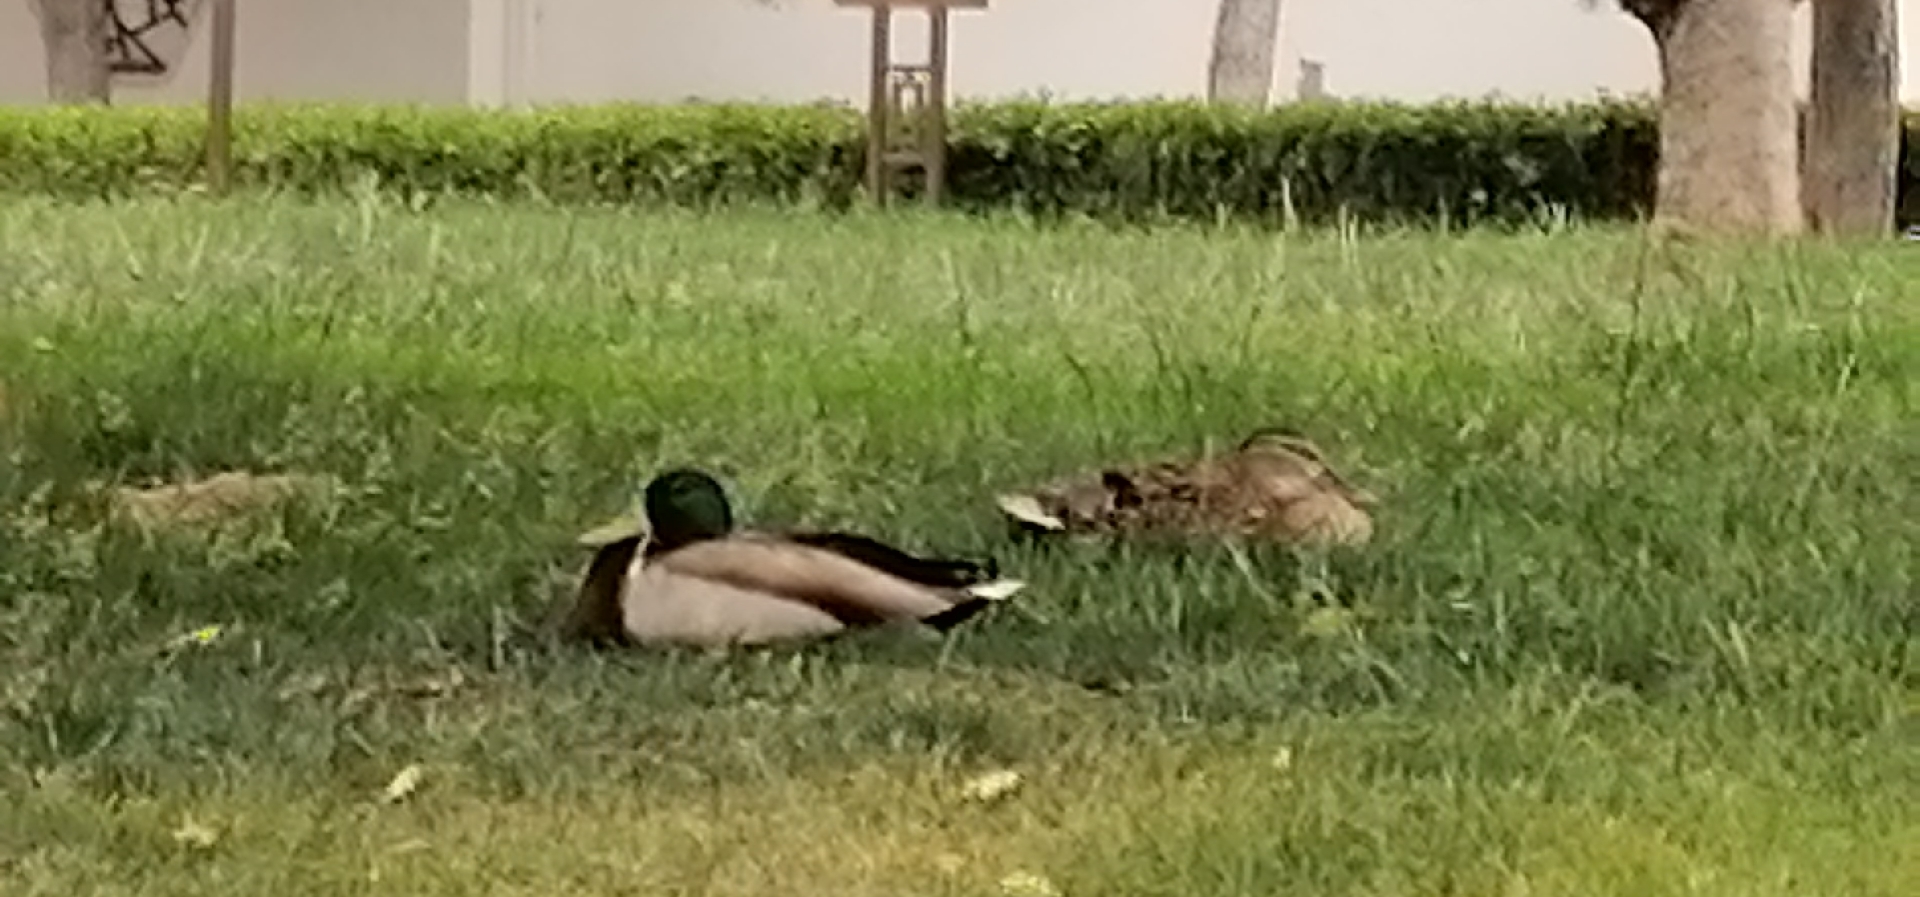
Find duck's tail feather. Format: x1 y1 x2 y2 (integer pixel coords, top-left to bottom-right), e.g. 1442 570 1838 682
918 579 1024 633
996 494 1067 531
964 578 1026 602
921 599 988 632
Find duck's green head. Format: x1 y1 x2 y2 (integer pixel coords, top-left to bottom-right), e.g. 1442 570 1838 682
642 467 735 550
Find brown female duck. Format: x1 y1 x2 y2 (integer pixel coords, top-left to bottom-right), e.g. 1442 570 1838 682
995 428 1377 548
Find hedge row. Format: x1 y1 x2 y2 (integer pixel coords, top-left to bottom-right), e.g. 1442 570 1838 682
0 99 1915 227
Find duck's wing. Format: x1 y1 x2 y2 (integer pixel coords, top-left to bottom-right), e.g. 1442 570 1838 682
564 535 645 645
651 537 1005 626
620 562 848 648
778 530 998 587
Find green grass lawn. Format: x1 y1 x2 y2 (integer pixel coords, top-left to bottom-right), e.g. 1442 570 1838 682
0 195 1914 896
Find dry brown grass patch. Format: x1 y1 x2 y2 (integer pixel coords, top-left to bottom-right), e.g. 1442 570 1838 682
107 470 335 534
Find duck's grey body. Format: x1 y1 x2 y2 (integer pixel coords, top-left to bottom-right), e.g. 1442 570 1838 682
569 476 1024 650
629 536 1013 647
621 558 848 647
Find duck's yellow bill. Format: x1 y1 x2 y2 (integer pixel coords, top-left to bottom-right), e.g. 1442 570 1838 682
576 515 648 547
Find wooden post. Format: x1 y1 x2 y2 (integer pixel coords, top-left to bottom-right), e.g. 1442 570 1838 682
835 0 987 208
865 6 892 207
206 0 237 197
926 6 949 207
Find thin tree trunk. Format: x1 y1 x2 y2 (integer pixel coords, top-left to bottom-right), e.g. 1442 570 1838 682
1640 0 1803 234
1804 0 1899 236
33 0 113 104
1207 0 1283 105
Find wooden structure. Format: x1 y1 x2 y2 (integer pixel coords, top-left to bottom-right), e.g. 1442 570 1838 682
834 0 987 207
206 0 236 196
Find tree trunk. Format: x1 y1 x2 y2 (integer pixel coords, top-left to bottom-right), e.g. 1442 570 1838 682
1634 0 1802 235
32 0 113 104
1207 0 1283 105
1804 0 1899 236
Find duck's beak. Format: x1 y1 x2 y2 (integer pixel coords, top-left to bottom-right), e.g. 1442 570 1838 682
577 513 649 547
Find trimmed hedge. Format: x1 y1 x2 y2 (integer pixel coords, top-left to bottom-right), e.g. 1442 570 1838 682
0 99 1915 227
0 102 864 207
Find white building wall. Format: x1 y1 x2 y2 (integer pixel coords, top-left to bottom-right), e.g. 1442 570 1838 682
0 0 1914 107
0 0 470 104
484 0 1906 107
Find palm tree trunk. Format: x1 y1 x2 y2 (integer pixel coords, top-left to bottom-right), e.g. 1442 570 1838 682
1207 0 1283 105
1804 0 1899 236
1640 0 1803 235
33 0 113 104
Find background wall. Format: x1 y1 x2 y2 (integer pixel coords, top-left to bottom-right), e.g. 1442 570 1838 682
0 0 470 104
0 0 1913 106
459 0 1904 106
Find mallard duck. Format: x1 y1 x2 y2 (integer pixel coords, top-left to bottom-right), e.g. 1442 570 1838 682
995 427 1377 548
565 468 1025 649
